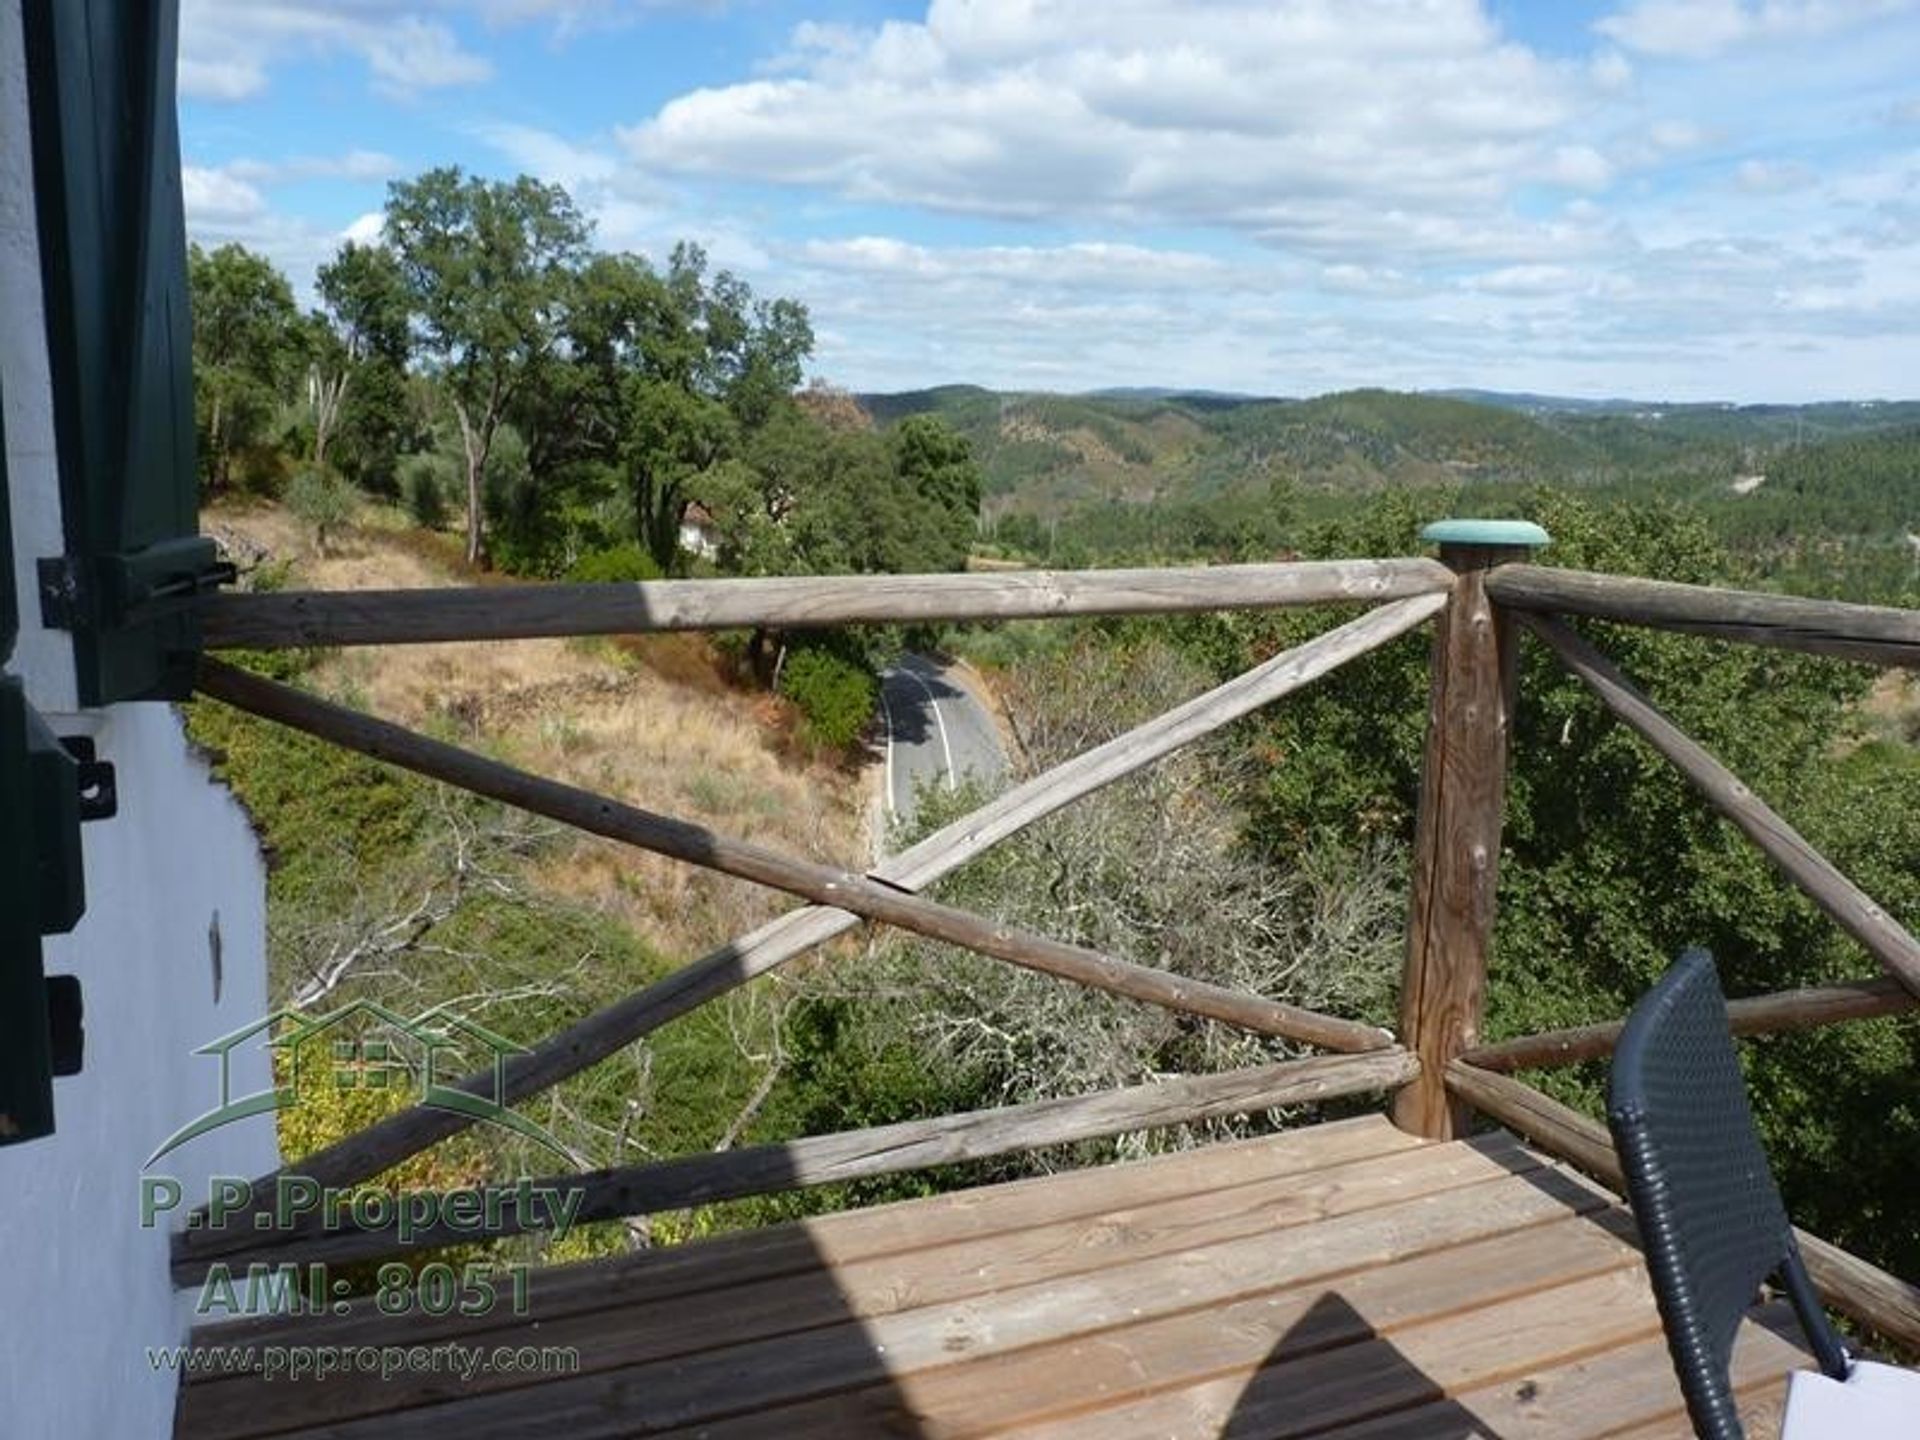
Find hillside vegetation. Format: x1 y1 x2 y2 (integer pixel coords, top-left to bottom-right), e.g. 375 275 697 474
868 383 1920 559
192 502 881 1254
178 157 1917 1284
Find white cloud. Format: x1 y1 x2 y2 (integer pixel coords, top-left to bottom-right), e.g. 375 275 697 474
366 17 496 91
341 212 387 247
619 0 1611 264
179 0 726 101
181 2 484 101
182 164 267 222
798 236 1228 288
226 151 403 185
1597 0 1917 60
1735 157 1817 191
476 125 619 189
1467 265 1586 297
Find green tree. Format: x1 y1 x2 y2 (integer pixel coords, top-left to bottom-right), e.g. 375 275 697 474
313 241 413 490
1186 488 1919 1273
624 244 811 570
383 167 591 566
891 416 982 570
627 378 735 572
189 242 307 494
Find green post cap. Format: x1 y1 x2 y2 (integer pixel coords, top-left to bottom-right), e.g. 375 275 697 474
1419 519 1550 548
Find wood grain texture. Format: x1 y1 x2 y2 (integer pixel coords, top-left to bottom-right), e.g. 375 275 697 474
1486 564 1920 669
182 1133 1550 1438
993 1268 1668 1440
1460 975 1917 1072
205 1143 1617 1438
188 1117 1427 1356
1523 613 1920 1000
1393 544 1526 1138
182 596 1437 1222
1316 1309 1807 1439
171 1125 1820 1440
199 558 1454 649
652 1215 1643 1440
1445 1059 1920 1354
172 1049 1417 1279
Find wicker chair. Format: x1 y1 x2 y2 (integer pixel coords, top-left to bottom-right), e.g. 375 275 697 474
1607 949 1916 1438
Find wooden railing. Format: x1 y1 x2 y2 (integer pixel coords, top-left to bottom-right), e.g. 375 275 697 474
174 534 1920 1353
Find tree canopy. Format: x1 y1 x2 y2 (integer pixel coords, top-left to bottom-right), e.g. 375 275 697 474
384 167 592 565
189 241 307 493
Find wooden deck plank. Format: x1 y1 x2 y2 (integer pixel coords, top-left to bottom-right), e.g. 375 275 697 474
233 1162 1612 1438
1311 1309 1807 1439
198 1116 1424 1355
651 1214 1646 1439
182 1125 1465 1434
987 1268 1668 1439
175 1127 1819 1440
1597 1377 1789 1440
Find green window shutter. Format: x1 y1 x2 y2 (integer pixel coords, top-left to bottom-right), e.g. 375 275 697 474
3 384 85 1145
0 677 58 1144
0 372 48 1143
22 0 226 704
1 377 15 664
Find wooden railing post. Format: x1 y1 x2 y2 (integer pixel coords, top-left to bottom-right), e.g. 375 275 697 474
1392 519 1548 1139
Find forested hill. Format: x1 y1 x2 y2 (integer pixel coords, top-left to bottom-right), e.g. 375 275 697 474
859 384 1920 520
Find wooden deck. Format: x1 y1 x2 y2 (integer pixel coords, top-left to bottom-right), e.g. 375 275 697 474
173 1115 1815 1439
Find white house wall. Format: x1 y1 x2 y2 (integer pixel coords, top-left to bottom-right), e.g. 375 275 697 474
0 4 276 1436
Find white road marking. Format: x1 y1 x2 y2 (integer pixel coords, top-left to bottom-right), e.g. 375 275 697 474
898 662 957 792
878 679 899 816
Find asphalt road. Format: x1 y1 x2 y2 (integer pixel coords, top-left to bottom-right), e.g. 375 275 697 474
878 654 1008 830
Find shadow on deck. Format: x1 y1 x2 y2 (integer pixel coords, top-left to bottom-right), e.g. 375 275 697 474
173 1116 1812 1439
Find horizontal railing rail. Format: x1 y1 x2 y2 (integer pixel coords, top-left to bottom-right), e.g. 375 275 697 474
178 585 1435 1266
1487 565 1920 668
1444 1059 1920 1352
1461 976 1917 1073
173 1049 1418 1281
187 593 1444 1208
171 534 1920 1324
200 557 1452 650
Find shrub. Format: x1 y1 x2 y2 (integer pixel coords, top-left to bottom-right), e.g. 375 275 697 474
566 543 664 584
778 642 877 750
398 451 454 530
284 467 356 550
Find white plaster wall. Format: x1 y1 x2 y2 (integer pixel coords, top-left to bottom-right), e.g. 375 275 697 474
0 4 277 1436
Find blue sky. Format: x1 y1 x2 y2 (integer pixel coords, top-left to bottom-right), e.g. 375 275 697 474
177 0 1920 402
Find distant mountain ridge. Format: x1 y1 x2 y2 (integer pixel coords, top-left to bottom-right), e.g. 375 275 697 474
854 383 1920 519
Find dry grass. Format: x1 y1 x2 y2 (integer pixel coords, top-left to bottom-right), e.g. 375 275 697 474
204 502 869 961
1863 670 1920 744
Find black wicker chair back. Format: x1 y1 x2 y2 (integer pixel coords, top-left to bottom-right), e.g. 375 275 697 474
1608 949 1850 1439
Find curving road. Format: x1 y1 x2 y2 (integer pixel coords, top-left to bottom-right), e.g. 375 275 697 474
878 655 1007 831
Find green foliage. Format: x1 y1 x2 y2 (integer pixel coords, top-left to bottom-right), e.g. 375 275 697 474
1173 487 1920 1275
479 425 546 571
398 450 454 530
385 166 593 566
185 661 432 912
890 416 983 568
565 543 664 584
777 639 877 750
313 242 415 491
190 242 308 495
283 467 356 549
